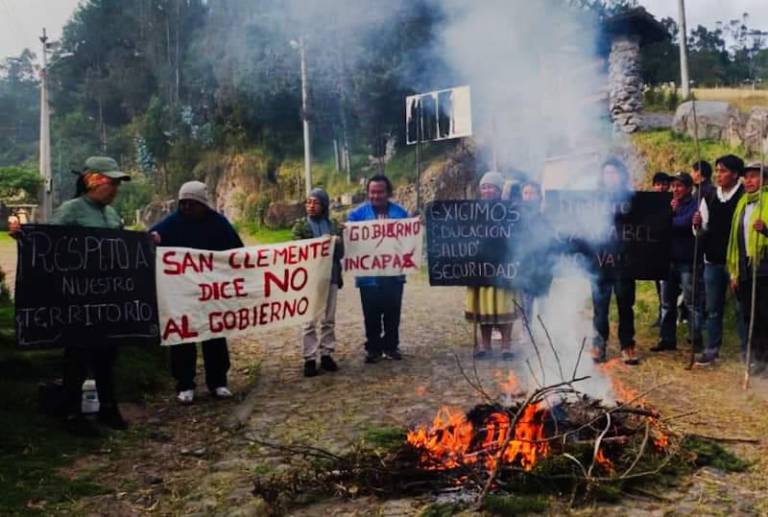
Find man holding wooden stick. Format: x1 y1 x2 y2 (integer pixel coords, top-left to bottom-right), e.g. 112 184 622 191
727 162 768 377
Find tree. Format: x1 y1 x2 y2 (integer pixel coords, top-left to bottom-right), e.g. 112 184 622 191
0 50 39 166
0 165 42 202
641 17 680 85
687 25 729 86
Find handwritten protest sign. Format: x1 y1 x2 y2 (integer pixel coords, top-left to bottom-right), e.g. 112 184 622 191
426 200 527 287
156 236 334 346
544 191 672 280
15 225 160 349
343 217 423 277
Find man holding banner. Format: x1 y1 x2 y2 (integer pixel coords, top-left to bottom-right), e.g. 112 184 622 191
347 175 412 363
591 159 639 365
150 181 243 404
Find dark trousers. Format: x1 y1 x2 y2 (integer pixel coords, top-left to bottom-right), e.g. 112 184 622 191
738 277 768 365
170 338 230 392
704 263 746 355
359 284 404 356
660 261 704 345
64 345 118 416
591 276 636 350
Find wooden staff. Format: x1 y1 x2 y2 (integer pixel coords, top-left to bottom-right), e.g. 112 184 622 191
686 98 704 370
743 120 767 390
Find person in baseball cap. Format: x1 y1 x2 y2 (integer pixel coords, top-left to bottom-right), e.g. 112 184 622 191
150 180 243 404
726 161 768 373
7 155 132 436
652 170 704 353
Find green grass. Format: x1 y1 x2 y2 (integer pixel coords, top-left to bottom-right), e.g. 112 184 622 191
0 298 169 515
630 280 743 360
632 129 750 187
239 225 294 244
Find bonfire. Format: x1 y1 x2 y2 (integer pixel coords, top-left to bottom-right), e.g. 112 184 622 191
404 362 672 494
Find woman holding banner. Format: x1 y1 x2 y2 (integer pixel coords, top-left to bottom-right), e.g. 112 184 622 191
11 156 131 436
292 187 344 377
465 171 518 361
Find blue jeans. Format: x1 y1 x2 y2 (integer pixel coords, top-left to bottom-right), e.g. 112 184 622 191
660 262 703 345
591 276 635 351
704 263 746 356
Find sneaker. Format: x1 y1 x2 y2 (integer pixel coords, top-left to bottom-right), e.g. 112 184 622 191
591 347 606 364
320 355 339 372
64 414 101 437
177 389 195 404
385 350 403 360
501 351 515 361
621 347 639 366
473 350 491 360
97 406 129 430
694 352 717 366
650 341 677 352
365 353 382 364
304 360 319 377
213 387 233 398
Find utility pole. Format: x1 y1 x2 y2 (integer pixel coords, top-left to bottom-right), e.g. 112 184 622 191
677 0 691 99
38 28 53 222
293 37 312 197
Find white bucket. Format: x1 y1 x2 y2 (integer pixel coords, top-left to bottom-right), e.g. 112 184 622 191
81 379 100 414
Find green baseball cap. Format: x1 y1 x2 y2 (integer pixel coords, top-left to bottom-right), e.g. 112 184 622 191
83 156 131 181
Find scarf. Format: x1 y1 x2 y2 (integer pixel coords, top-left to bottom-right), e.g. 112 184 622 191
83 172 112 190
308 216 331 238
727 186 768 281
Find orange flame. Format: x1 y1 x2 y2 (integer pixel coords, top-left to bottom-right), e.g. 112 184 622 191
495 370 523 397
597 360 670 452
595 447 614 472
406 402 550 472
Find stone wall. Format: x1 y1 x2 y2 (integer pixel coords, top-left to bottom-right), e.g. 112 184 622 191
609 36 643 133
395 144 476 213
672 101 768 154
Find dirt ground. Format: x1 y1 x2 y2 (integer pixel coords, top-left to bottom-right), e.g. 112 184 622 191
4 237 768 516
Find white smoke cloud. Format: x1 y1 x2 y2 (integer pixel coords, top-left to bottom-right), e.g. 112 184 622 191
425 0 629 400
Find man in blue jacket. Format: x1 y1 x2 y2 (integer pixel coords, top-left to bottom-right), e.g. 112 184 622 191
347 174 409 363
652 172 704 352
150 181 244 403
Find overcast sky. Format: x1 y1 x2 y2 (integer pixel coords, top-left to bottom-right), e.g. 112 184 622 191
1 0 767 62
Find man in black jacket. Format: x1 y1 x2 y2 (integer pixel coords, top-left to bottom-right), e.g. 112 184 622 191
591 159 638 365
150 181 244 403
693 155 746 365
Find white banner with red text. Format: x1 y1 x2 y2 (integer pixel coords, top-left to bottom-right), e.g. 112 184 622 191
156 236 334 346
342 217 423 277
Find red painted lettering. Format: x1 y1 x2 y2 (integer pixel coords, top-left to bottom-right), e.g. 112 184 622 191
162 315 199 340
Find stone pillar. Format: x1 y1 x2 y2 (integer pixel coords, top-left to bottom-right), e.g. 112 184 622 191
608 36 642 133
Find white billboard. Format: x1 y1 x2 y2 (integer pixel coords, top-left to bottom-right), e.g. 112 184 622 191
406 85 472 145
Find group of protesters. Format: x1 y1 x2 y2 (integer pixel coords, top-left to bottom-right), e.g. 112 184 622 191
9 152 767 437
592 156 767 372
